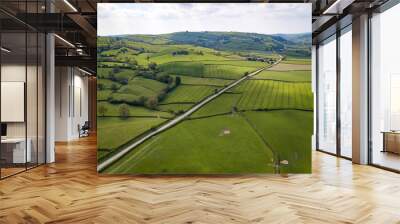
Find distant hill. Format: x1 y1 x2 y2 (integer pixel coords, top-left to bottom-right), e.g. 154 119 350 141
272 33 311 44
102 31 311 57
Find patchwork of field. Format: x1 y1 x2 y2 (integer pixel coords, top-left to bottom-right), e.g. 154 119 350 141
97 34 312 173
103 115 275 174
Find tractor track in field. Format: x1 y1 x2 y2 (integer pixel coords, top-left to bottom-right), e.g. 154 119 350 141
98 56 282 172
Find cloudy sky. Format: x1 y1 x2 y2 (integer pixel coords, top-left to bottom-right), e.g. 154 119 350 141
98 3 311 36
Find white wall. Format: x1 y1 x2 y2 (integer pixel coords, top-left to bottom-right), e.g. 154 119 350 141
1 63 46 164
55 67 89 141
312 45 317 150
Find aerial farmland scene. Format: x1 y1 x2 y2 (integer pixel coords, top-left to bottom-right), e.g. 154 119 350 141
97 3 312 174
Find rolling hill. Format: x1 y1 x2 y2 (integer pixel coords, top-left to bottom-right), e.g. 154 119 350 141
99 31 311 57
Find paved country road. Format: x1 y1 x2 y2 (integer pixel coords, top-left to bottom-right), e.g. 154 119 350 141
98 57 282 171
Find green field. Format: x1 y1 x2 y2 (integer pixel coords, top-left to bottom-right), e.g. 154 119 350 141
235 80 313 110
97 32 312 174
159 62 204 77
103 115 275 174
97 101 173 118
173 75 231 86
97 90 112 101
159 61 260 79
157 103 194 114
191 93 240 118
203 64 258 79
97 117 166 160
281 59 311 65
252 70 311 82
268 63 310 71
243 110 313 173
162 85 217 104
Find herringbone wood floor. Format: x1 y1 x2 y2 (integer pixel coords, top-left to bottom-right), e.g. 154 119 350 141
1 135 400 224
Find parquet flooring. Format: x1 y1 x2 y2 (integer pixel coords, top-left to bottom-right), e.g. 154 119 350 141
1 135 400 223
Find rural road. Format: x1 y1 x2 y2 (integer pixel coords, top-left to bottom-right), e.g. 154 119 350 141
98 56 283 171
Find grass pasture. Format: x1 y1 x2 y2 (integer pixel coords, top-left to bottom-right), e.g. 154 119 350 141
97 90 112 101
97 102 173 118
252 70 311 82
103 115 275 174
109 77 167 104
243 110 313 173
97 79 122 89
149 52 230 64
159 61 204 77
97 117 166 151
268 63 310 71
160 60 264 80
174 75 231 87
97 68 136 80
236 80 313 110
97 68 113 78
281 59 311 65
202 60 266 68
158 103 194 114
191 93 240 118
128 77 166 93
203 64 259 79
114 69 137 81
162 85 216 104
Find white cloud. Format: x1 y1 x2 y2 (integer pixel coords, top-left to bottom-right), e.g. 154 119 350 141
98 3 311 36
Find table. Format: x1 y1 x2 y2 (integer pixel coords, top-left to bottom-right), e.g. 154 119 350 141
1 138 31 164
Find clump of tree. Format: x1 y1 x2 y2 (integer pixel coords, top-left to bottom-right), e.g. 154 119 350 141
110 83 119 92
148 62 157 70
119 104 130 119
171 50 189 56
157 90 167 102
145 97 158 109
156 74 173 84
175 110 185 115
112 67 121 74
118 47 128 53
175 76 181 86
138 69 157 79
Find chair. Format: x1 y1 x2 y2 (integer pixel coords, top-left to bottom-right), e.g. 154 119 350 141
79 121 90 138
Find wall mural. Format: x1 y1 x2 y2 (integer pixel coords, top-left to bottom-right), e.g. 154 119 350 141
97 3 313 174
